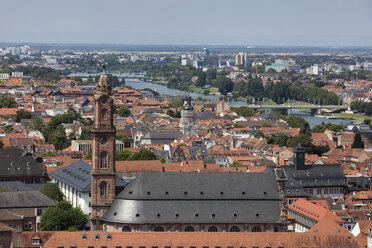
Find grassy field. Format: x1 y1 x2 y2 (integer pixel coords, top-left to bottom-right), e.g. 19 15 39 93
188 86 219 95
334 113 372 122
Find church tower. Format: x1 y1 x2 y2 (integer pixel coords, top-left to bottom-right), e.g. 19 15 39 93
179 96 197 135
91 66 116 230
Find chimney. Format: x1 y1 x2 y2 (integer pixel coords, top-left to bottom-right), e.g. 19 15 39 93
293 145 306 170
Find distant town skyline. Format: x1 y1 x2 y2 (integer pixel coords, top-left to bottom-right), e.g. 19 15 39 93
1 0 372 46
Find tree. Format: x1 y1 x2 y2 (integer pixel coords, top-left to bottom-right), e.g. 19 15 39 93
49 128 69 150
116 133 131 148
41 183 64 202
31 116 43 130
0 96 17 108
79 128 92 140
230 106 258 117
128 148 158 160
115 150 133 161
169 98 183 108
39 151 56 157
39 201 87 231
118 107 131 117
0 140 3 149
287 116 309 129
216 76 234 96
276 134 289 147
85 149 92 160
15 109 32 123
231 161 245 167
254 130 264 139
351 133 364 149
166 109 175 117
364 119 371 125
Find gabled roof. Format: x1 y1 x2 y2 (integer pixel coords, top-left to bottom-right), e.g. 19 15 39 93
0 191 56 209
103 171 283 224
49 161 127 193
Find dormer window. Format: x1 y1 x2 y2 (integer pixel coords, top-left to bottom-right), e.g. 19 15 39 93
32 238 41 245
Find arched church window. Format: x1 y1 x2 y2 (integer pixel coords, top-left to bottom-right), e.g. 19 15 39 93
154 226 164 232
102 108 107 120
252 226 261 232
100 152 108 168
184 226 194 232
122 226 131 232
100 182 107 197
229 226 240 232
208 226 218 232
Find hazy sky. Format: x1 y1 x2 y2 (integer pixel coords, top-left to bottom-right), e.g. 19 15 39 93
1 0 372 46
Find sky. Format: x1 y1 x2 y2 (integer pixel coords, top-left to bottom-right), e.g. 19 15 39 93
1 0 372 46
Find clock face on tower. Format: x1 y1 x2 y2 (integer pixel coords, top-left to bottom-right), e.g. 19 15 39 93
101 139 107 145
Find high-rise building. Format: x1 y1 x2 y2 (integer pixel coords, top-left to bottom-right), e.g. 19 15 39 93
203 48 210 56
235 53 247 66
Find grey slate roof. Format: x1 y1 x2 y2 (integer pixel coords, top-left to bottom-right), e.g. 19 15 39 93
49 161 127 193
0 148 45 177
102 172 282 224
283 164 347 197
141 131 183 145
0 191 56 209
0 181 45 192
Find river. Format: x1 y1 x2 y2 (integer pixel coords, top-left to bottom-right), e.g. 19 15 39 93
125 79 350 128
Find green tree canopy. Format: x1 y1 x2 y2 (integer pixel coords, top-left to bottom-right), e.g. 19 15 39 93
287 116 309 129
351 133 364 149
118 107 131 117
0 96 17 108
166 109 175 117
41 183 64 202
79 128 92 140
116 133 131 148
39 201 87 231
230 106 258 117
115 150 133 161
231 161 245 167
128 148 158 161
16 109 33 123
216 76 234 96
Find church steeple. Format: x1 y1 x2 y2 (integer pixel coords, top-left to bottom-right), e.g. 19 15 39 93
91 65 116 230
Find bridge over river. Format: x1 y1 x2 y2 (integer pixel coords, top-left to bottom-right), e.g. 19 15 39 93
234 104 348 115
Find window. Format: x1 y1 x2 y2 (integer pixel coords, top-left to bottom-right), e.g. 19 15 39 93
100 152 108 168
324 189 328 194
100 182 107 197
154 226 164 232
32 239 40 245
106 234 112 240
185 226 194 232
208 226 218 232
252 226 262 232
16 238 21 247
81 234 87 240
37 209 42 216
317 189 321 195
94 234 100 240
122 226 131 232
274 226 279 232
230 226 240 232
102 108 108 120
